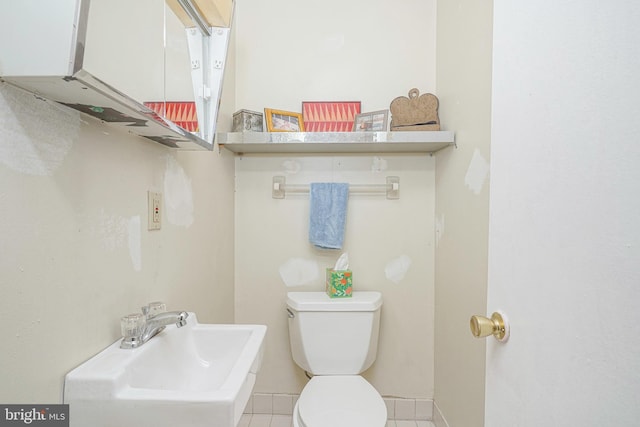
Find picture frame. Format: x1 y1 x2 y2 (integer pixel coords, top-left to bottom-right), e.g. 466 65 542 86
302 101 361 132
353 110 389 132
264 108 305 132
144 101 199 132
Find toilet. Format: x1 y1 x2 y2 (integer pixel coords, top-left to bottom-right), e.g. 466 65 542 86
286 291 386 427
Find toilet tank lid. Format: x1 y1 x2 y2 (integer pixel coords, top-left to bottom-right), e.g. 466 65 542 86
287 291 382 312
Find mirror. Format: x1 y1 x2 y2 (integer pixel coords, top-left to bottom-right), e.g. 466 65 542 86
0 0 232 149
83 0 170 103
81 0 231 145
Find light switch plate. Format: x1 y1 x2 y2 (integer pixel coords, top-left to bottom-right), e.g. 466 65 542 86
148 191 162 230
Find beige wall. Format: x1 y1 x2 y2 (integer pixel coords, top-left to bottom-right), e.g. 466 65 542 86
0 0 493 413
231 0 438 399
434 0 493 426
232 0 436 114
0 83 235 402
235 155 435 398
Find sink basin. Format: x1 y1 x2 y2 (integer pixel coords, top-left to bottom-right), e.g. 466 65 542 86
64 314 266 427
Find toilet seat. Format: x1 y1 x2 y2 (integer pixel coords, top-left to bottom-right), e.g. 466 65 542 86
295 375 386 427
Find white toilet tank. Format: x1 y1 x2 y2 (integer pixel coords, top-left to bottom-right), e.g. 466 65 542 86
286 291 382 375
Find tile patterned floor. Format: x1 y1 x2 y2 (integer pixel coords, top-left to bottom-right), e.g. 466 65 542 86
239 414 436 427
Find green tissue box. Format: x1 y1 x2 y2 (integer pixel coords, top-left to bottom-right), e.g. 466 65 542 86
326 269 353 298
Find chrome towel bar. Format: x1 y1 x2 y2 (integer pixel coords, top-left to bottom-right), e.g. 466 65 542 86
272 176 400 199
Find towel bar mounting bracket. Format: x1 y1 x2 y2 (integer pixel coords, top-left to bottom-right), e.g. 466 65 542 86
273 176 286 199
386 176 400 199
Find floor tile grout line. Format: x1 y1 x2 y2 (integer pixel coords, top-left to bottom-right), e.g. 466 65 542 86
242 413 435 427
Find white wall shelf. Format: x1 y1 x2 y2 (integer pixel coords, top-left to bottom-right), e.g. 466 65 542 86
217 131 455 154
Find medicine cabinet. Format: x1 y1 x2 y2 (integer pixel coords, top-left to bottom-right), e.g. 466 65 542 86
0 0 232 150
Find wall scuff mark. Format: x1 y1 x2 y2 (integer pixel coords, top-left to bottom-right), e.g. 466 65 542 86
464 148 489 195
385 255 412 284
435 213 445 247
371 157 388 173
164 156 194 228
95 209 128 252
0 83 78 176
127 215 142 272
279 257 319 287
92 211 141 271
282 159 301 174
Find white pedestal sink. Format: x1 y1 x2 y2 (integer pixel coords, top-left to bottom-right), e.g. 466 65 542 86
64 314 266 427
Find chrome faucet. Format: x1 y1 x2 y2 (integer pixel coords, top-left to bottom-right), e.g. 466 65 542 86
120 302 189 349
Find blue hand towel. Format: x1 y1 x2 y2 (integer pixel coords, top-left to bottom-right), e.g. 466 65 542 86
309 183 349 249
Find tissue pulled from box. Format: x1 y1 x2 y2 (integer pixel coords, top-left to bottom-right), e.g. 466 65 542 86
334 253 349 270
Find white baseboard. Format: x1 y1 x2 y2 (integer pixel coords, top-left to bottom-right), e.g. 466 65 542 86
432 401 450 427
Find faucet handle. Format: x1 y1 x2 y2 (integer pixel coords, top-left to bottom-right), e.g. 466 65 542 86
146 301 166 318
120 313 144 338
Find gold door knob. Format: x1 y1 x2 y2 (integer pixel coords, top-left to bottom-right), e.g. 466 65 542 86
470 311 509 342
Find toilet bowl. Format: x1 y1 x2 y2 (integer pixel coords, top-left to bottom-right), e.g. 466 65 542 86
286 291 386 427
292 376 386 427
